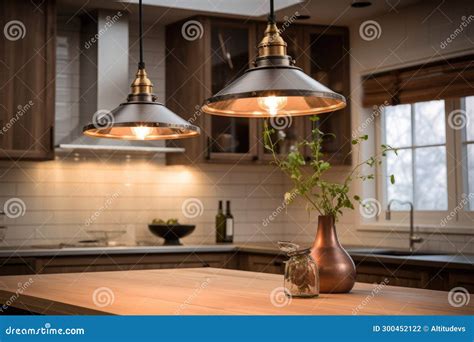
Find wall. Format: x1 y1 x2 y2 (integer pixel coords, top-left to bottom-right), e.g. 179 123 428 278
323 0 473 254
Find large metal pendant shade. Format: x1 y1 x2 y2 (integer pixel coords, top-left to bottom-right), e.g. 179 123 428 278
83 0 200 140
201 56 346 118
201 3 346 118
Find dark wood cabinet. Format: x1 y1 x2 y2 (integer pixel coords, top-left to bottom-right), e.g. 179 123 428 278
0 257 37 275
37 253 236 274
238 252 286 274
206 21 259 162
166 17 259 164
448 272 474 293
166 17 351 165
256 24 351 164
352 257 474 293
0 0 55 160
302 25 351 165
0 253 236 276
1 250 472 293
356 262 432 289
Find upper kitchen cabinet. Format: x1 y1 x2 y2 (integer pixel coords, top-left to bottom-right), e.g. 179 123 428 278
207 20 260 161
257 23 351 164
301 25 351 165
166 17 351 165
166 17 258 164
0 0 56 160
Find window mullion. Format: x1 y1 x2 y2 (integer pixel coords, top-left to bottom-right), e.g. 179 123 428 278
446 98 463 220
411 104 416 210
380 108 387 208
458 98 471 212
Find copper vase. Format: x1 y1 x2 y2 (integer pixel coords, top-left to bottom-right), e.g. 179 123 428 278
310 215 356 293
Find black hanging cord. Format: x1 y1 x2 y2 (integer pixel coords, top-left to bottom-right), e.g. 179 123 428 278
138 0 145 69
268 0 276 23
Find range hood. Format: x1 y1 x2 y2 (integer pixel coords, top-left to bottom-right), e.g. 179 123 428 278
56 11 184 154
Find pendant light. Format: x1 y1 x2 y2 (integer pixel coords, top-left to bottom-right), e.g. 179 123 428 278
83 0 200 140
201 0 346 118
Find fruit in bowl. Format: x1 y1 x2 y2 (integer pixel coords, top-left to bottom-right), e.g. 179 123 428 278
152 218 179 225
148 218 195 246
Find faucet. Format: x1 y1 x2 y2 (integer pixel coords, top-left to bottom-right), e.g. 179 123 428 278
386 199 423 253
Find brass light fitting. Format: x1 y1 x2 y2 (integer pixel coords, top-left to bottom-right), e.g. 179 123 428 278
130 68 153 95
257 22 287 57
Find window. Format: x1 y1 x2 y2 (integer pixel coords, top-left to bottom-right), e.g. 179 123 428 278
379 96 474 222
363 55 474 223
383 100 448 211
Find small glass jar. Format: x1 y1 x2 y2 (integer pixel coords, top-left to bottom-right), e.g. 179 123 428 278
284 248 319 298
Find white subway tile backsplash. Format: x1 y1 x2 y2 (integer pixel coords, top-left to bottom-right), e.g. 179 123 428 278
0 158 289 246
1 153 470 252
0 183 16 197
4 226 36 242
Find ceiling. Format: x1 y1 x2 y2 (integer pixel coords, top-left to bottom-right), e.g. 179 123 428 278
278 0 423 25
57 0 423 26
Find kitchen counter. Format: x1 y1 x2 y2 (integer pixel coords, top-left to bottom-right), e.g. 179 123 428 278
0 243 283 259
0 243 472 270
0 244 239 257
350 251 474 269
0 268 472 315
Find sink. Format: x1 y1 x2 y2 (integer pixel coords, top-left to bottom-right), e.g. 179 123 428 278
369 250 443 256
348 248 445 257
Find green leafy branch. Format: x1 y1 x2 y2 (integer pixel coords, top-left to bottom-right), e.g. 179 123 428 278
263 116 397 220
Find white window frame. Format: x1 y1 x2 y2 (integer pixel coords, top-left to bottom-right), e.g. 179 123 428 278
369 97 474 231
456 96 474 223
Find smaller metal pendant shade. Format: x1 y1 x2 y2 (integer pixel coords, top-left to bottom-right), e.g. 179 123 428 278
83 0 200 140
83 69 200 140
201 6 346 118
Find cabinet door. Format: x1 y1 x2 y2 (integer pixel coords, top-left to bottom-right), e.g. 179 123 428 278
448 272 474 293
0 0 55 160
239 253 286 274
302 27 351 165
0 258 37 275
205 21 258 162
165 17 209 165
35 253 235 274
256 24 307 161
257 117 306 161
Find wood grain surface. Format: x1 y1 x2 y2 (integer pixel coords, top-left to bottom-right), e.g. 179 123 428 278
0 268 472 315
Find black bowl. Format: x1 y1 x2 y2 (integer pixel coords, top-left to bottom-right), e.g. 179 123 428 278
148 224 195 246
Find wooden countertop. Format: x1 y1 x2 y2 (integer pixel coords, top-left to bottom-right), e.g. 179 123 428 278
0 268 472 315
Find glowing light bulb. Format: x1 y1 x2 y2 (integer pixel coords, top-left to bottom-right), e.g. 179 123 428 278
131 126 153 140
257 96 288 116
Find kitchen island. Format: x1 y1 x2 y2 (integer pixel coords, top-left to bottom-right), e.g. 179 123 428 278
0 268 472 315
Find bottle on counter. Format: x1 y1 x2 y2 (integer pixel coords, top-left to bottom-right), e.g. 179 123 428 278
225 200 234 243
215 200 226 243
